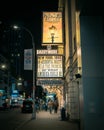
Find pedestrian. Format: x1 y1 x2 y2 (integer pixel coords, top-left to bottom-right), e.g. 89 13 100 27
48 99 54 114
35 97 40 112
60 107 66 121
53 99 59 113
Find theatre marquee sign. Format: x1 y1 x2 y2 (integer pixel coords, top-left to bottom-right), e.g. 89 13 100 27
42 12 63 45
37 55 63 78
37 50 57 54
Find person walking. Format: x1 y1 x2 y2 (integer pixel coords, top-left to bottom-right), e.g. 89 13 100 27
53 99 59 113
48 99 54 114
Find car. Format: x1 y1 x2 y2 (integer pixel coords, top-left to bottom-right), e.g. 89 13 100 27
21 100 33 113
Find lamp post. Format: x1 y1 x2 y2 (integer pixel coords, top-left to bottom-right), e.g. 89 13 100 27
13 25 36 119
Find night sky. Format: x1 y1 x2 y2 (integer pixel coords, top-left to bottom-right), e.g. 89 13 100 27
0 0 59 83
0 0 58 49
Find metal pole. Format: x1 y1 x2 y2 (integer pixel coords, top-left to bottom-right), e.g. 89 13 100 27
13 25 36 119
25 28 36 119
27 30 36 119
32 37 36 119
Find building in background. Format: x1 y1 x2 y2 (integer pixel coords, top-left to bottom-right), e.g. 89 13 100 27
0 23 25 97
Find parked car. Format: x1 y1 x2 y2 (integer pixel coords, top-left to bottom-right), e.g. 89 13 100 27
21 100 33 113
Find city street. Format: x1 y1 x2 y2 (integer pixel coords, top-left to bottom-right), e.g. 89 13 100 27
0 108 79 130
0 108 31 130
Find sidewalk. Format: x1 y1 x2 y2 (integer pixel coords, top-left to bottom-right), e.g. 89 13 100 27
16 110 79 130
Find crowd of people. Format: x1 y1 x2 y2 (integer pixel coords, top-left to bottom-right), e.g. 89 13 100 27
35 97 59 114
47 98 59 114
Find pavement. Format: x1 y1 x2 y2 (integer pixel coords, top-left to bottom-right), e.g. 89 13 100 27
15 110 79 130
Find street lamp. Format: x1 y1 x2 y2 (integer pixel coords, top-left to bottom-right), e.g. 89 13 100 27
13 25 36 119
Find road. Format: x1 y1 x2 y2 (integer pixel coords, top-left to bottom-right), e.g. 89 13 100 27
0 108 32 130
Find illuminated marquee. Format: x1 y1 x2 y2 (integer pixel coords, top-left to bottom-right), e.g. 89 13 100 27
37 80 64 85
37 50 57 54
42 12 63 45
37 56 63 78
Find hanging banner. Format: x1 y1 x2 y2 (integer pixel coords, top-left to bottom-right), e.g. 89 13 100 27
42 12 63 45
24 49 32 70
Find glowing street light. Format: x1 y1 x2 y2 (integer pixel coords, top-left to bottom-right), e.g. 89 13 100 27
1 64 6 69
